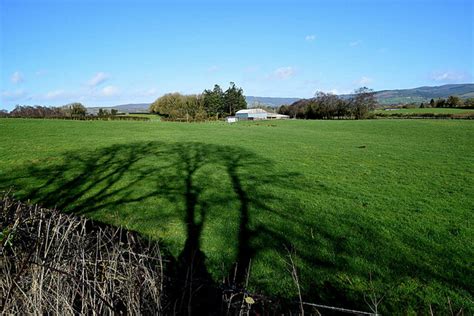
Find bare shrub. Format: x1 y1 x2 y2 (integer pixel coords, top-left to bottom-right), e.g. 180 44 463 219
0 194 163 314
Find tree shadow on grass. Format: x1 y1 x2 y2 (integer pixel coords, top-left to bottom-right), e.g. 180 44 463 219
0 141 306 313
1 141 472 314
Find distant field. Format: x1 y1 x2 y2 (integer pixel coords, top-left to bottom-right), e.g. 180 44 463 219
0 118 473 314
122 113 161 121
376 108 474 114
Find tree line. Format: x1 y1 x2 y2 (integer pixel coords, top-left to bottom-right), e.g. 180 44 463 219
421 96 474 109
1 103 88 118
149 82 247 121
0 104 128 119
278 87 377 120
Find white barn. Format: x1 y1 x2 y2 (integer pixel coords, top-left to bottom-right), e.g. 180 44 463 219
267 113 290 120
226 116 237 123
235 108 267 120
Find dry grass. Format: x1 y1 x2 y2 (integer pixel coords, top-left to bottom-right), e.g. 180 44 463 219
0 194 163 315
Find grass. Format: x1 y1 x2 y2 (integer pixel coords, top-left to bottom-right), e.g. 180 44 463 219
122 113 161 121
376 107 474 114
0 118 473 314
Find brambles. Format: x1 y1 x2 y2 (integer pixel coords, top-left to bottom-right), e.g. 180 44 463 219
1 194 163 314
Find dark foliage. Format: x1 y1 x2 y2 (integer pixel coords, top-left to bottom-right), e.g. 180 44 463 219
278 88 376 120
150 82 247 121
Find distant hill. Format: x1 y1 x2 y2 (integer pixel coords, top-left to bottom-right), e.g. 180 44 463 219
86 84 474 113
87 103 150 114
245 96 301 108
86 98 299 114
343 83 474 105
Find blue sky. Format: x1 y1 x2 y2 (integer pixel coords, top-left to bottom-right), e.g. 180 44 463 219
1 0 472 109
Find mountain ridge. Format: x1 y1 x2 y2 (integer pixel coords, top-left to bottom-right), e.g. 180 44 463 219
87 83 474 113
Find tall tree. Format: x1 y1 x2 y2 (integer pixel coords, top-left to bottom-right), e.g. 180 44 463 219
351 87 376 119
149 93 184 118
429 98 435 108
223 82 247 116
202 85 225 118
63 102 87 117
435 98 446 108
463 98 474 108
149 93 207 121
446 95 462 108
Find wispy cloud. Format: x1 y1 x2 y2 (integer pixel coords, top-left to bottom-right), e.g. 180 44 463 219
99 85 120 97
11 71 24 84
43 90 70 100
430 71 469 82
1 89 28 101
86 72 110 87
316 88 352 95
355 76 373 86
305 34 316 42
271 66 296 80
349 40 361 47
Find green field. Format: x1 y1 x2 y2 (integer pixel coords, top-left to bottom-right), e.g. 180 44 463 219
122 113 162 121
1 118 473 314
376 108 474 114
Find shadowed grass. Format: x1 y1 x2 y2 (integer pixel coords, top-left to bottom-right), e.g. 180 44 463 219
0 118 473 314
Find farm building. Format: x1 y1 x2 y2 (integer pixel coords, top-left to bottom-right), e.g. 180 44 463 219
226 116 237 123
235 108 268 120
267 113 290 119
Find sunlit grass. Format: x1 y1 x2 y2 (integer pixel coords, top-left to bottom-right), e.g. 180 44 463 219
0 118 473 314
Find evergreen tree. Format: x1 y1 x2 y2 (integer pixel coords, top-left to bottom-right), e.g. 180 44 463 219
223 82 247 116
202 85 224 118
429 98 435 108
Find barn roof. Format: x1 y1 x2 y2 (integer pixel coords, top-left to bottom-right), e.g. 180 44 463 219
236 108 267 114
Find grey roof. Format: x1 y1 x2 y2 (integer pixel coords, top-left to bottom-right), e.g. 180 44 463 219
236 108 267 114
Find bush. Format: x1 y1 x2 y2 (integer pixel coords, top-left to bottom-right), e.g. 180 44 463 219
1 194 163 314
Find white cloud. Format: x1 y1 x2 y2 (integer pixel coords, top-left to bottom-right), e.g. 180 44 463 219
271 66 296 80
11 71 24 84
317 88 352 95
1 89 28 101
44 90 69 100
305 34 316 42
100 85 120 97
430 71 469 82
86 72 109 87
355 76 373 85
349 40 361 47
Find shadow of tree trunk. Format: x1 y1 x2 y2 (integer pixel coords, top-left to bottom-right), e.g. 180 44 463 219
0 141 304 314
226 155 254 286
